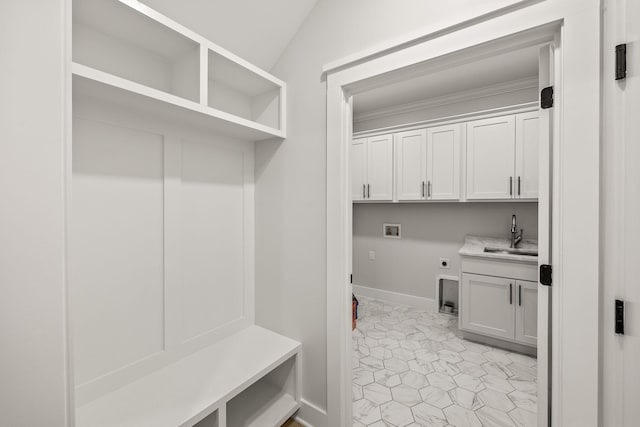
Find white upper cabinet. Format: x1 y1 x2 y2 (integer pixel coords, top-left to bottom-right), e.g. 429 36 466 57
367 135 394 201
352 135 393 201
351 138 367 201
515 112 540 199
427 123 461 200
466 115 516 200
352 108 540 203
395 130 427 201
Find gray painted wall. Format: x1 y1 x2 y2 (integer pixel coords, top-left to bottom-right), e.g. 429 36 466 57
353 202 538 299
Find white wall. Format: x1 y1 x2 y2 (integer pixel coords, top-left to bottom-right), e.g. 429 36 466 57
254 0 541 422
0 1 70 425
353 202 538 300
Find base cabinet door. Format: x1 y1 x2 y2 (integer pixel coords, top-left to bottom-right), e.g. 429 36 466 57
515 280 538 346
461 273 515 340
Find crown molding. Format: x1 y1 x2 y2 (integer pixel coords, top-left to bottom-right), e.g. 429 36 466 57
353 76 538 124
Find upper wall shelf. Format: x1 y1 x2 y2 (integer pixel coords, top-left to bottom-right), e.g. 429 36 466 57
72 0 286 141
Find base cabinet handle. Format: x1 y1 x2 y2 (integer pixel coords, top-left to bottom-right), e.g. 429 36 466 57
509 283 513 305
519 284 522 306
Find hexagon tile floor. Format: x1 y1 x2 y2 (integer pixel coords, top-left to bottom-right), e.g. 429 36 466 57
352 296 537 427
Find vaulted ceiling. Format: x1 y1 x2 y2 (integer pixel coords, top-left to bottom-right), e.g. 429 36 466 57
140 0 318 71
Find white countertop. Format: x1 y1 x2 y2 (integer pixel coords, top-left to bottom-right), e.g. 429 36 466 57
459 235 538 264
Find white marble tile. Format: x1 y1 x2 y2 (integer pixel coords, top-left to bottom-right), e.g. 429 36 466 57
443 405 482 427
408 359 434 375
353 398 382 425
509 379 537 394
412 402 448 427
457 361 487 378
508 390 537 412
459 350 488 365
353 367 375 386
427 372 457 391
353 297 537 427
508 407 538 427
401 371 428 389
449 388 482 411
507 352 537 367
454 373 485 393
476 406 517 427
384 358 410 374
380 401 415 427
360 356 385 371
420 386 453 409
375 369 402 388
364 382 393 406
415 349 439 363
478 388 516 412
482 375 516 393
482 362 514 379
391 384 423 407
433 360 461 376
438 349 463 364
392 347 416 361
370 346 393 360
352 383 363 401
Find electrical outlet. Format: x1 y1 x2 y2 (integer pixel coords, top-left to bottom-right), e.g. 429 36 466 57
440 258 450 269
369 250 376 260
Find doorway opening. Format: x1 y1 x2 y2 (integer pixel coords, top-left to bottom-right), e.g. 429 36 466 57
326 24 560 427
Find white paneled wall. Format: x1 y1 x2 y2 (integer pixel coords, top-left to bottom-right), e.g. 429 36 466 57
70 97 254 404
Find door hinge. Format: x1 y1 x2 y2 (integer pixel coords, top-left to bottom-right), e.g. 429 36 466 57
540 86 554 109
615 299 625 335
615 43 627 80
540 264 552 286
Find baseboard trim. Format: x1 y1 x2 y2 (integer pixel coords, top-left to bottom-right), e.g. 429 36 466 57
353 285 437 312
294 398 327 427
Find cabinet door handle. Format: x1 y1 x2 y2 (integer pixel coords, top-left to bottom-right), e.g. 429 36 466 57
519 284 522 306
367 184 370 199
363 184 366 199
518 176 521 196
509 176 513 196
428 181 432 198
509 283 513 305
422 181 425 198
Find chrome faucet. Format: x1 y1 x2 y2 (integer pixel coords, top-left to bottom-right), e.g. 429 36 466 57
511 214 523 248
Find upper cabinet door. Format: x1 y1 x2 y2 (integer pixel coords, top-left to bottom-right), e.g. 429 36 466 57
466 115 516 200
351 138 367 201
396 130 427 201
515 112 540 200
367 135 394 201
427 124 461 200
515 280 538 346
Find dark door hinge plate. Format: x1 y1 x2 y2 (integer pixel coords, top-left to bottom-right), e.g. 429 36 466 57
541 86 554 109
615 299 625 334
540 264 552 286
616 44 627 80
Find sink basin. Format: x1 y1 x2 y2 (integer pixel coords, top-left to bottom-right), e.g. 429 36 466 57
483 247 538 256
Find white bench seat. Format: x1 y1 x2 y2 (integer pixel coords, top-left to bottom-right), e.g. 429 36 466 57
75 325 301 427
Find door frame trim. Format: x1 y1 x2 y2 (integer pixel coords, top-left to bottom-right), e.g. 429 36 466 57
326 7 600 427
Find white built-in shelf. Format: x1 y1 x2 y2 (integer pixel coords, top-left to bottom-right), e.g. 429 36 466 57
72 0 286 141
75 326 301 427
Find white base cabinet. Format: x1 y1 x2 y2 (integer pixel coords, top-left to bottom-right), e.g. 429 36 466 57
460 257 538 348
